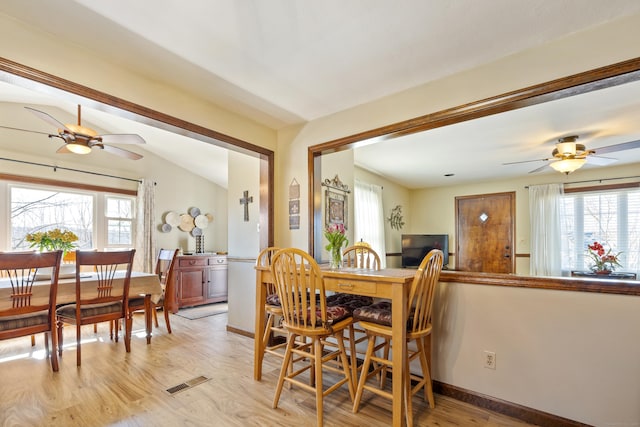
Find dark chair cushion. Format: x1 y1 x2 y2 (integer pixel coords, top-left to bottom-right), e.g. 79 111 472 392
0 311 49 331
57 302 123 318
267 291 313 307
266 293 281 306
353 301 393 326
128 296 147 309
353 301 417 329
309 305 350 326
327 293 374 314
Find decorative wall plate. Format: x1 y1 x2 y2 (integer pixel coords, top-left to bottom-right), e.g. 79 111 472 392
165 211 180 226
179 214 195 231
195 214 209 229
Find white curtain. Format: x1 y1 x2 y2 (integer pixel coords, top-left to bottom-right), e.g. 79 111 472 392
354 180 386 268
529 183 563 276
134 179 155 273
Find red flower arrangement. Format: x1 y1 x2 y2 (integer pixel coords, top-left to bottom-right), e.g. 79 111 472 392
586 241 622 273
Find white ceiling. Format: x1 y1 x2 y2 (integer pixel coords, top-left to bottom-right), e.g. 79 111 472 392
2 1 640 188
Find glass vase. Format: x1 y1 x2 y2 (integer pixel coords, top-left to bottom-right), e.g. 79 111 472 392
329 245 344 269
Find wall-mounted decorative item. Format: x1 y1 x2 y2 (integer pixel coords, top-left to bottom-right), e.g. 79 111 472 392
161 207 213 233
289 215 300 229
289 178 300 230
239 190 253 222
289 178 300 199
289 200 300 215
387 205 405 230
322 175 350 229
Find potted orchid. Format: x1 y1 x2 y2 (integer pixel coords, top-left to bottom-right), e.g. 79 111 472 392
324 223 348 269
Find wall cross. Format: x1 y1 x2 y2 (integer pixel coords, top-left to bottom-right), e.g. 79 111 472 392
239 190 253 222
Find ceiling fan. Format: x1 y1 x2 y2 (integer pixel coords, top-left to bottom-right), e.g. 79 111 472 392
0 105 145 160
503 135 640 174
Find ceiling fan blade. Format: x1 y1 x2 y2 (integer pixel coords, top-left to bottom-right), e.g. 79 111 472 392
593 139 640 155
587 155 617 166
99 134 146 144
528 163 550 174
0 124 52 136
503 158 550 166
100 144 144 160
25 107 72 132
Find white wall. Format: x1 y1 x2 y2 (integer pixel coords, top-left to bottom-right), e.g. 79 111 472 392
226 151 260 332
432 281 640 426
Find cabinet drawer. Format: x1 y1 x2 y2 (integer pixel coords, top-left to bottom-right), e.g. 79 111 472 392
179 258 207 268
208 257 227 266
323 278 378 296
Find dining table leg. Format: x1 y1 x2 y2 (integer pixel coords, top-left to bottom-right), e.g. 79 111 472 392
253 272 267 380
144 294 152 344
391 280 407 426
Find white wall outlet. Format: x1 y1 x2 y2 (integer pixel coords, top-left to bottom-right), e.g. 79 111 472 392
484 350 496 369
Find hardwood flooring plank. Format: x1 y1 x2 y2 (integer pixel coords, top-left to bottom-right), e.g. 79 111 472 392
0 311 540 427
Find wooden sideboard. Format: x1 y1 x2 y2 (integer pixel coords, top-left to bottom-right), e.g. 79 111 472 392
170 254 228 311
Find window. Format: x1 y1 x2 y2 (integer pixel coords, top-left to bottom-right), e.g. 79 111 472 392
560 186 640 275
9 184 135 252
354 180 386 268
105 196 134 247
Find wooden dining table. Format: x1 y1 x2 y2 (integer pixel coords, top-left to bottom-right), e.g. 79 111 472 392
0 271 162 343
254 264 416 427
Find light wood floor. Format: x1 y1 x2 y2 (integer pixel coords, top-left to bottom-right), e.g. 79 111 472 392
0 310 540 427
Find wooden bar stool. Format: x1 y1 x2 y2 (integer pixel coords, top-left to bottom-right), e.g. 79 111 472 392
352 249 444 427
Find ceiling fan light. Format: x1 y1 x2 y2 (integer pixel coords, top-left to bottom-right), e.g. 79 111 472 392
550 158 586 174
556 142 576 156
66 143 92 155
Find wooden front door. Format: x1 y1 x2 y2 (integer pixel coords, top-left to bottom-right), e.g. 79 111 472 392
455 192 515 273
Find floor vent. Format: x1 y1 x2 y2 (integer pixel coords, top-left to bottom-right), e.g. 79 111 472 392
166 375 210 395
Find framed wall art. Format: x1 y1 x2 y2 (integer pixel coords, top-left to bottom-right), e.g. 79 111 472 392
325 189 347 229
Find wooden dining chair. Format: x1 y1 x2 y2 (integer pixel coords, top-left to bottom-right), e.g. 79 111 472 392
342 243 382 270
256 247 288 359
0 250 63 371
352 249 444 427
270 248 355 427
127 248 179 341
56 249 136 367
326 243 380 380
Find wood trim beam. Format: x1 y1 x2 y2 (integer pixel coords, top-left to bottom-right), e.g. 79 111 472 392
0 57 271 157
433 381 590 427
0 172 137 196
439 270 640 296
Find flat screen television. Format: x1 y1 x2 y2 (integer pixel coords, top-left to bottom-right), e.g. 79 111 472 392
401 234 449 268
